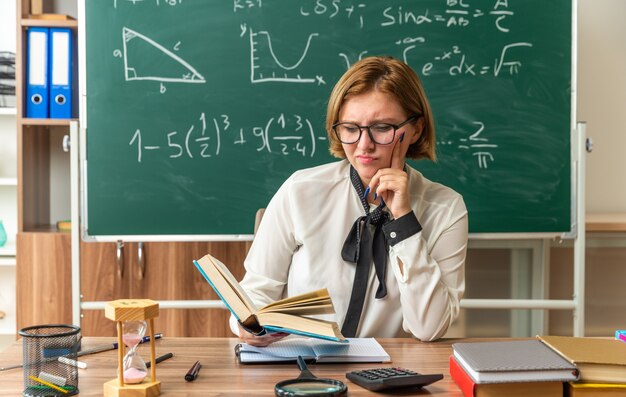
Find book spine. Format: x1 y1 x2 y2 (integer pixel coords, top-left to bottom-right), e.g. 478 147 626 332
449 355 476 397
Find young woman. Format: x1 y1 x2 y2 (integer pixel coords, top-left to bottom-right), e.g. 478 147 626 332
231 56 468 346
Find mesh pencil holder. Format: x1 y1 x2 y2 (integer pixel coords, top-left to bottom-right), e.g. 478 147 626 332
18 324 81 397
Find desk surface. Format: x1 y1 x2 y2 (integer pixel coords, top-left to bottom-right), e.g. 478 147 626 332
587 212 626 232
0 337 468 396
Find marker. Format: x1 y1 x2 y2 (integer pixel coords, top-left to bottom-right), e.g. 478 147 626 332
58 356 88 369
185 360 202 382
146 352 174 368
38 371 66 386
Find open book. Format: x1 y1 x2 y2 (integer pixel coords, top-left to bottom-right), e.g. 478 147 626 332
193 254 346 342
235 337 390 364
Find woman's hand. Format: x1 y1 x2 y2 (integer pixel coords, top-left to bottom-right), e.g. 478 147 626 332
368 131 413 219
237 324 289 347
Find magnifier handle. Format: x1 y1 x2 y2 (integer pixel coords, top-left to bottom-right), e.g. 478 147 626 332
296 356 316 379
296 356 308 371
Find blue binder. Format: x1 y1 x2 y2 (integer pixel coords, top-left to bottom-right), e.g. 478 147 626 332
26 27 49 118
49 28 73 119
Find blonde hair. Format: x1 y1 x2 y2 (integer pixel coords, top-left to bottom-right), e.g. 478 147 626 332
325 56 436 161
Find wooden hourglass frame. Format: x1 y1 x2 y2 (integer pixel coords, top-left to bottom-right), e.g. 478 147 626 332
103 299 161 397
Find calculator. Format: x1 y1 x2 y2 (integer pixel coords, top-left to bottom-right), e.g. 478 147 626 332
345 367 443 392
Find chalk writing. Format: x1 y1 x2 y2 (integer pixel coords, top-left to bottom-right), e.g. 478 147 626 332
120 27 205 84
128 113 324 162
411 42 532 77
245 27 323 84
440 121 498 169
107 0 552 172
383 1 514 32
300 1 367 29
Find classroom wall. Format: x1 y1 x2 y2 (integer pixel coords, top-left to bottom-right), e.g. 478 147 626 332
579 0 626 212
0 0 16 52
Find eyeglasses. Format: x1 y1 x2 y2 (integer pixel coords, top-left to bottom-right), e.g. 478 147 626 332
332 115 417 145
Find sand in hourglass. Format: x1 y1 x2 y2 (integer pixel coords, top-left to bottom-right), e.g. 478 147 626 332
122 327 148 384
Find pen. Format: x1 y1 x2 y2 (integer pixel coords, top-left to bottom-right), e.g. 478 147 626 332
112 333 163 350
146 352 174 368
185 360 202 382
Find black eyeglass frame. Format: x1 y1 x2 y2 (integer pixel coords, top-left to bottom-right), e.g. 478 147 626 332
332 115 418 145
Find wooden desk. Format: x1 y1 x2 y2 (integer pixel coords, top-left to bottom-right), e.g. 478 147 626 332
0 337 466 396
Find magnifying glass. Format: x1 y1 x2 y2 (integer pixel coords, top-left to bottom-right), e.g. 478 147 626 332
274 356 348 397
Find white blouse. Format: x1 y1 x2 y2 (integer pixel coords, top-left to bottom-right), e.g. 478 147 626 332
229 159 468 341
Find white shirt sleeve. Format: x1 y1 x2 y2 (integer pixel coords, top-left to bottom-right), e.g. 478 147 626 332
388 195 468 341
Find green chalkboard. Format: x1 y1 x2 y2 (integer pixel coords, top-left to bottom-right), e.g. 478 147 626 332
83 0 573 238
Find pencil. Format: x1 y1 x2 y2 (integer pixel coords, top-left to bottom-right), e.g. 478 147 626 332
29 375 69 394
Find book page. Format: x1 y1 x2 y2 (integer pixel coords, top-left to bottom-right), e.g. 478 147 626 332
312 338 390 362
257 312 344 341
259 289 335 316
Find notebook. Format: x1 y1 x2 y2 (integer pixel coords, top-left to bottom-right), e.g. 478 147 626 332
538 335 626 383
235 337 390 364
452 340 579 383
450 355 564 397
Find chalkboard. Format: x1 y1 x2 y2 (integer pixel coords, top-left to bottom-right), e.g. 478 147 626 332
82 0 573 238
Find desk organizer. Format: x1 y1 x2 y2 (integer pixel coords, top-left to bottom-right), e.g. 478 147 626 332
18 324 81 396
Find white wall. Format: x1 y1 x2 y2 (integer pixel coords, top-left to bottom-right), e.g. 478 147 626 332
579 0 626 212
0 0 16 53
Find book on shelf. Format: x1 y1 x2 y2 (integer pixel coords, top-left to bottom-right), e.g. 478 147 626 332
538 335 626 383
235 337 389 364
193 253 346 342
449 356 564 397
451 340 579 383
566 381 626 397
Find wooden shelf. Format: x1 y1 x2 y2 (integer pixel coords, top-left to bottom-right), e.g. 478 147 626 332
0 241 16 267
586 213 626 233
21 18 77 28
22 226 70 234
18 118 75 127
0 178 18 186
0 257 16 267
0 241 16 257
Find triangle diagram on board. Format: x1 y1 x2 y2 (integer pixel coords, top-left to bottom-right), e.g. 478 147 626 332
122 27 205 83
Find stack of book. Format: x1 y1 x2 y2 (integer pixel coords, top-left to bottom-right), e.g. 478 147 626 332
450 340 578 397
539 335 626 397
451 336 626 397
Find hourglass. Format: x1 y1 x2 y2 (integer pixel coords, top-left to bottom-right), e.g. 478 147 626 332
103 299 161 397
122 320 149 384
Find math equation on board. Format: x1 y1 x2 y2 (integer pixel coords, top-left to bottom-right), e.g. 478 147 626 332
128 113 498 169
110 0 544 170
129 113 326 162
